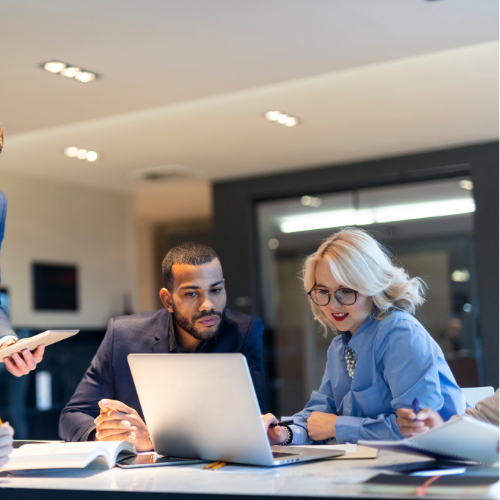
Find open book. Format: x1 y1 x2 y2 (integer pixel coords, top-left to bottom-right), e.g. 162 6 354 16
2 441 136 471
359 416 499 464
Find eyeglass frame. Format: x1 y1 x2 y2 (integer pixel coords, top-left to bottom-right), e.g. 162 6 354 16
307 286 358 307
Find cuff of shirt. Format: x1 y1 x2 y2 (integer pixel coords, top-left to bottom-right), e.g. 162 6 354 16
289 423 310 445
79 425 97 442
334 415 363 444
0 335 18 347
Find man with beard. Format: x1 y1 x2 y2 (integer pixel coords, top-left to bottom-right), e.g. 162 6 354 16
59 242 265 451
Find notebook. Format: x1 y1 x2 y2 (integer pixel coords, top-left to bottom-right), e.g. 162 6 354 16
1 441 136 470
359 416 499 464
363 473 499 497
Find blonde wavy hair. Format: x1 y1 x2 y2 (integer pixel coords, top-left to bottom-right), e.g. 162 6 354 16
303 227 426 336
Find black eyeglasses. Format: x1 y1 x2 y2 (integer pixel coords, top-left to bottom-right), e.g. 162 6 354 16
308 287 358 307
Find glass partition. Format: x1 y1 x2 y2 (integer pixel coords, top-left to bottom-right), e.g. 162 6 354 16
257 177 479 417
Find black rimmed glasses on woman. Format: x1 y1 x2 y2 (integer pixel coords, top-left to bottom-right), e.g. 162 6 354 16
308 287 358 307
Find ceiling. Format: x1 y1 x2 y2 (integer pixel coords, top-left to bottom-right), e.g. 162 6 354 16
0 0 498 196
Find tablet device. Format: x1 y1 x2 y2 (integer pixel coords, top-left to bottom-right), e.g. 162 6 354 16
117 453 206 468
0 330 79 361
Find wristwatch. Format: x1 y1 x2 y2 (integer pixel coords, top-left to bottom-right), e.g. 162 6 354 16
280 425 293 446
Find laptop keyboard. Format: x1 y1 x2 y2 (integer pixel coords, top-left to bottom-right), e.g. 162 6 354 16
272 451 298 459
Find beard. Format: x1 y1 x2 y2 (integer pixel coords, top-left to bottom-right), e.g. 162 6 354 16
172 302 225 341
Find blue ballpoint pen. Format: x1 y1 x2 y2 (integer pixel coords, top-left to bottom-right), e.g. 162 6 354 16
412 397 420 421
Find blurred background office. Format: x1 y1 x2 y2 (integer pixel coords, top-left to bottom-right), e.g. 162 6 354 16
0 0 497 437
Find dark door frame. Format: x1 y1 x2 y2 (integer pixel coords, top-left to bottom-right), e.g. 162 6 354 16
213 141 499 389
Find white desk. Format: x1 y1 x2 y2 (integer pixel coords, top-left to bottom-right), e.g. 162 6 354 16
0 451 489 500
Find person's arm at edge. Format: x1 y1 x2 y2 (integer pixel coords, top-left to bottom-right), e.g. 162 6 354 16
0 305 17 346
465 389 499 426
59 318 116 442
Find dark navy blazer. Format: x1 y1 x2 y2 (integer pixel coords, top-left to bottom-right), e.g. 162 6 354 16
59 307 266 442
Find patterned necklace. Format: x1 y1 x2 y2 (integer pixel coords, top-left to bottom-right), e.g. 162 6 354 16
342 331 357 378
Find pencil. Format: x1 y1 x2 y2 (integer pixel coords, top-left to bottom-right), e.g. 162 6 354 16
204 461 222 470
212 462 227 470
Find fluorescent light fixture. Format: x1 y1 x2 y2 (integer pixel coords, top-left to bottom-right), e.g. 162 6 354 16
460 180 473 190
280 199 475 233
43 61 67 73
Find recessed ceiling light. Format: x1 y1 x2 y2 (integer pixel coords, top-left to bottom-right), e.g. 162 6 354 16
285 116 299 127
63 147 99 162
43 61 67 73
60 66 81 78
264 110 300 127
64 146 79 158
76 149 88 160
75 71 96 83
264 111 281 121
42 61 98 83
86 151 98 162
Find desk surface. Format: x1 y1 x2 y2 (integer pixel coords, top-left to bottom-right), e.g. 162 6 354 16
0 450 491 500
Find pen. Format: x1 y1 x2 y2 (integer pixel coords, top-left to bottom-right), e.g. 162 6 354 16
269 419 294 428
412 397 420 420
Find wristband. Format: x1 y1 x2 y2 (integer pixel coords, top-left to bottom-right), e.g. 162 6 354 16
279 425 293 446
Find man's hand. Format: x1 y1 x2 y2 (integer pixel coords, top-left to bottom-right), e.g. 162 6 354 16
94 399 153 452
262 413 289 445
396 407 444 437
307 412 338 441
0 422 14 469
1 339 45 377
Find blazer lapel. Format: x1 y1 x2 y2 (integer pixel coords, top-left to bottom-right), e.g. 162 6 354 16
153 309 172 353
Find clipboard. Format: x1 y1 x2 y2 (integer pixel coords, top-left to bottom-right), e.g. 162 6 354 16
0 330 79 361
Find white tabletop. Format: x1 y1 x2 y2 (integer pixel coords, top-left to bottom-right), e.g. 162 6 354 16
0 450 487 500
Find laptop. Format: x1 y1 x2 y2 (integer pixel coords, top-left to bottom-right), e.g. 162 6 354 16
128 353 344 466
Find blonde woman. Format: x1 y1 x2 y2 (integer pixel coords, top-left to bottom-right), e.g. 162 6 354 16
264 228 465 445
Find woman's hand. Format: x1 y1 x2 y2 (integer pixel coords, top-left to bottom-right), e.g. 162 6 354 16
94 399 153 452
307 412 337 441
262 413 288 445
0 422 14 469
396 407 444 437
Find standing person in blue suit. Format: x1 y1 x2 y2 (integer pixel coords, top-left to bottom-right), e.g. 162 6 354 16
0 125 45 467
264 227 465 446
60 242 266 451
0 126 45 375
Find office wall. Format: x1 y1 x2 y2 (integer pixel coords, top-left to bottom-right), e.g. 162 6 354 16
213 141 499 389
0 171 136 328
134 180 212 312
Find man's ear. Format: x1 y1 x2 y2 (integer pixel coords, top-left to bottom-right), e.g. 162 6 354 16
159 288 173 313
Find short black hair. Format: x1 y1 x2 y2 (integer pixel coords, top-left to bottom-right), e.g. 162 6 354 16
162 241 219 290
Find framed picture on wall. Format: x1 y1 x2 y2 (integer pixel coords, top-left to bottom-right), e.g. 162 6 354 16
32 263 78 311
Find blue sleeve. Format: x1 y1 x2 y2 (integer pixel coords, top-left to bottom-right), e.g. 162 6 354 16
0 192 16 341
242 317 266 413
59 318 116 441
335 320 452 443
290 354 337 445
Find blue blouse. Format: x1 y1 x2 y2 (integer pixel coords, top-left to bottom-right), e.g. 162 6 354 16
289 309 466 444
